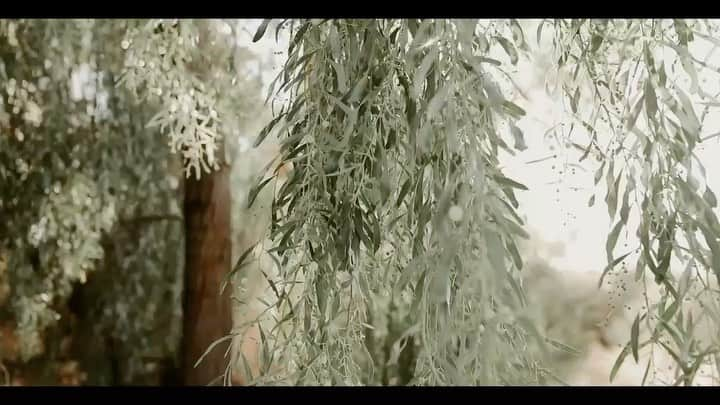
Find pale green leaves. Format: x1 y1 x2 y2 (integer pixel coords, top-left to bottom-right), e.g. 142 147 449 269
242 18 720 386
631 314 640 362
604 166 621 220
609 344 630 382
588 194 596 207
510 123 527 151
502 100 526 119
253 19 271 42
493 174 529 191
413 47 438 99
486 231 507 275
509 19 528 52
676 88 701 136
645 79 658 118
703 187 718 208
495 36 518 65
425 82 452 121
590 34 603 53
332 61 348 94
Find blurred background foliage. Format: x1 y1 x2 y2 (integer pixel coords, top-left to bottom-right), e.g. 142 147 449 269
0 19 265 385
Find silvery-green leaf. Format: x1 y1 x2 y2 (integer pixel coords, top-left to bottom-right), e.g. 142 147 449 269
510 123 527 151
495 36 518 65
631 314 640 362
412 47 439 99
253 19 271 42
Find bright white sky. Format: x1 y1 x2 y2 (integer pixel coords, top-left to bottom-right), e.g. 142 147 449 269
237 19 720 275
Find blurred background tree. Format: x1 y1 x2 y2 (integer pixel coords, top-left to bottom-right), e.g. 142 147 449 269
0 19 265 385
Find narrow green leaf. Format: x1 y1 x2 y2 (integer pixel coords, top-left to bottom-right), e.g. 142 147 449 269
410 270 427 316
619 180 633 223
499 215 530 239
698 222 720 282
316 275 328 322
247 176 275 209
288 22 311 56
605 170 622 219
371 214 381 253
500 183 519 208
626 94 644 131
536 19 545 45
274 19 288 43
609 344 631 382
703 187 718 208
546 337 582 356
594 162 605 185
385 128 397 150
676 88 700 134
506 238 524 270
631 314 640 362
641 357 652 386
674 19 694 45
606 220 623 263
194 335 234 368
331 61 348 94
486 232 506 274
477 34 490 53
505 271 526 306
253 19 271 42
258 323 270 374
678 260 693 298
510 19 526 50
661 299 681 325
496 36 518 65
254 113 285 147
571 87 580 114
599 251 631 288
239 351 255 384
388 213 406 229
658 64 667 87
502 100 526 118
303 299 312 333
494 174 529 191
476 56 502 66
222 243 258 294
634 254 645 281
645 79 658 117
510 123 527 151
396 178 412 207
590 34 603 53
413 47 439 98
347 77 370 106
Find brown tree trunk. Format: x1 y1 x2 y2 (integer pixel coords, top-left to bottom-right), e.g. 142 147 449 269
181 167 233 386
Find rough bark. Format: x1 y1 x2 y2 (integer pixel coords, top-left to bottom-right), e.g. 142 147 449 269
181 167 233 386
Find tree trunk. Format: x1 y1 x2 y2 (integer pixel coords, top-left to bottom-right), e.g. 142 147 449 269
181 167 233 386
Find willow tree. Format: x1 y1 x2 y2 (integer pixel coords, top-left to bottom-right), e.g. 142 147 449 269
231 19 720 385
237 19 558 385
544 19 720 385
4 18 720 387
